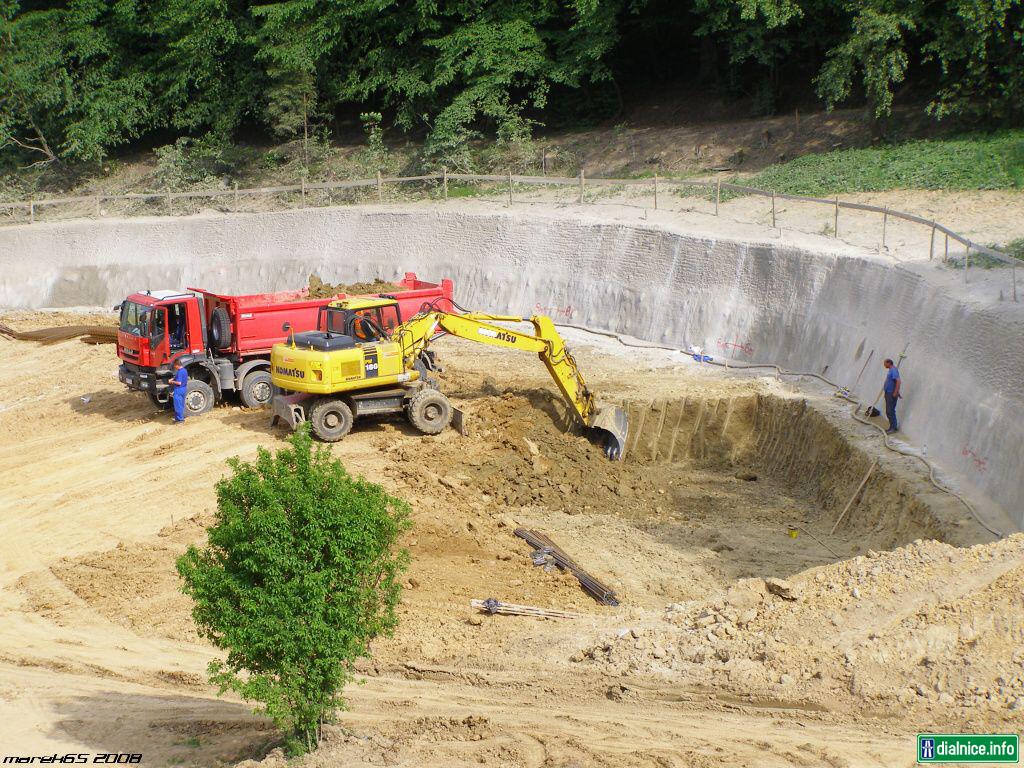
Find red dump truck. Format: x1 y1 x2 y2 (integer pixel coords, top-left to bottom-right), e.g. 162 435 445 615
116 273 454 416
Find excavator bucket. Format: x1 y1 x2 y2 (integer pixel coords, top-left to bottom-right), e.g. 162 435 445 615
589 404 629 461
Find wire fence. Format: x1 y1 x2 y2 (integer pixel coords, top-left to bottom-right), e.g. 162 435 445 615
1 170 1018 301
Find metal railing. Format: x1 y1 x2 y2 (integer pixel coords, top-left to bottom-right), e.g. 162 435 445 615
1 170 1017 301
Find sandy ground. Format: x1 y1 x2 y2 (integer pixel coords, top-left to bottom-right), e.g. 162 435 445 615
0 312 1021 767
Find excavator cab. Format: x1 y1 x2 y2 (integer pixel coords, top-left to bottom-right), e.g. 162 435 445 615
318 298 402 342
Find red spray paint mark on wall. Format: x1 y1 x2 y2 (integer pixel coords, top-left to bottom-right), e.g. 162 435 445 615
534 303 576 320
961 445 988 474
716 338 754 356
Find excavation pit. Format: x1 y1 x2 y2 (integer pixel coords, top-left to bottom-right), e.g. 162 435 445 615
2 201 1022 763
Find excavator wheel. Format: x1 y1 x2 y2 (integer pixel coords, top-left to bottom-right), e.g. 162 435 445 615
310 398 353 442
407 389 452 435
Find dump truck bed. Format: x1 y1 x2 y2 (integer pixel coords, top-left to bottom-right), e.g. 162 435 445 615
190 274 454 357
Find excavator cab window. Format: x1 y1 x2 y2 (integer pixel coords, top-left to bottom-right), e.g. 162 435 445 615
349 309 387 342
321 307 348 335
379 304 401 332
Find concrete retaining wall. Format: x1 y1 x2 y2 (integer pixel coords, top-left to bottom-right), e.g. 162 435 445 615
1 206 1021 525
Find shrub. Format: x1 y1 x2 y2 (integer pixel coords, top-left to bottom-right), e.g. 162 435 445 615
176 425 410 755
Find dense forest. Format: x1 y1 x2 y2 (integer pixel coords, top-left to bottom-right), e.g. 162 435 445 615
1 0 1022 169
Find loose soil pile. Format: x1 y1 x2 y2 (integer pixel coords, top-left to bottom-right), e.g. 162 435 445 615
306 274 408 299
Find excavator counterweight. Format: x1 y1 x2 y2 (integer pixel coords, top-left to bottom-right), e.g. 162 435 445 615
269 297 628 459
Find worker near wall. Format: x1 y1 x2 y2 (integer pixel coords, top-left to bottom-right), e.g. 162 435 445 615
882 358 901 434
171 359 188 424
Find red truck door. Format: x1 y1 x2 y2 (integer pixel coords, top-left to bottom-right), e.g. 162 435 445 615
150 306 171 366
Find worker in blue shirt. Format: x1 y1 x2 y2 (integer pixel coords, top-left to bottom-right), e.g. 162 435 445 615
171 359 188 424
882 358 901 434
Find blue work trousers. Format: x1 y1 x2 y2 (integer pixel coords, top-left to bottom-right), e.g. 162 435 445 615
884 391 898 431
173 389 186 422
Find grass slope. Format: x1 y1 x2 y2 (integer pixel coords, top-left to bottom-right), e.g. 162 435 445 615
751 131 1024 195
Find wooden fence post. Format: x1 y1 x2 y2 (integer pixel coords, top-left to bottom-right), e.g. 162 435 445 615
578 169 585 204
166 188 172 216
881 207 888 251
833 197 839 238
233 182 239 212
944 233 949 262
964 244 970 283
507 170 513 206
28 200 34 224
442 168 448 200
929 225 936 260
376 170 383 203
715 179 721 216
653 173 659 210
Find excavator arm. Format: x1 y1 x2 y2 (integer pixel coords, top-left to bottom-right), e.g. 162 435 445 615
394 310 629 459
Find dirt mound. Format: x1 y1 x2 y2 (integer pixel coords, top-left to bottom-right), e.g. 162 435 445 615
0 321 116 345
306 274 408 300
39 516 209 642
577 534 1024 727
386 389 671 518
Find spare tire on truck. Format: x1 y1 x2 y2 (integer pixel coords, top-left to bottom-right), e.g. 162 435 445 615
208 307 232 351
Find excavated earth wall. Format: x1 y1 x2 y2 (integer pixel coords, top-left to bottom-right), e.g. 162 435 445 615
0 206 1021 525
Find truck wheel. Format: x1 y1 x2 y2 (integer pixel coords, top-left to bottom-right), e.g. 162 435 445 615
310 399 353 442
209 307 232 351
184 380 216 416
407 389 452 435
240 370 273 409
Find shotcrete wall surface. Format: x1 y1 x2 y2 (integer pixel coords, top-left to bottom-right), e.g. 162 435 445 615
1 205 1021 525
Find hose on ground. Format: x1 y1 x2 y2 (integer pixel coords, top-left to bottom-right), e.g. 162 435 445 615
555 322 1003 538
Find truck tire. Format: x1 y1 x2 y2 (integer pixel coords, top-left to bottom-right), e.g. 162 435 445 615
407 389 452 435
240 370 273 409
184 380 216 416
209 307 232 351
310 399 353 442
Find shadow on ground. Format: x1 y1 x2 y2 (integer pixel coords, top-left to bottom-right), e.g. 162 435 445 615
51 690 278 766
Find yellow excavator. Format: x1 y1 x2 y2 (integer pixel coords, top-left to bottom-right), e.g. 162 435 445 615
269 296 628 459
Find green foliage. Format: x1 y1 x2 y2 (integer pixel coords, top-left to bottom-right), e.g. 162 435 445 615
176 426 410 755
996 238 1024 261
752 130 1024 194
360 112 387 170
0 0 1021 168
155 136 244 189
815 7 915 119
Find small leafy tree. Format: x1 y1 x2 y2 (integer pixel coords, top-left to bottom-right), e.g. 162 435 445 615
177 425 410 755
360 111 388 170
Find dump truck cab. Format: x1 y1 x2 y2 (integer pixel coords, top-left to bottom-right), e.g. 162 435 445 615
116 291 208 406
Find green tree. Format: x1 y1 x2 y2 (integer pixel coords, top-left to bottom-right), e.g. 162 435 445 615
815 5 915 121
176 426 410 755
